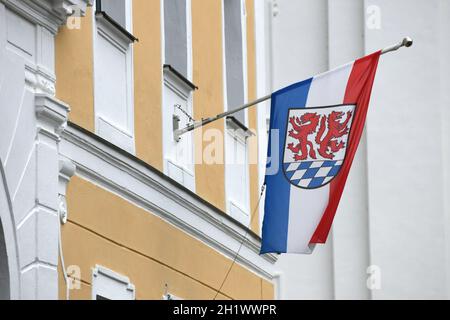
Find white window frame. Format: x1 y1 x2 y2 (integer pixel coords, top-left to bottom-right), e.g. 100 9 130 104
91 265 135 300
92 0 136 154
222 0 251 224
163 68 196 191
254 0 271 235
225 119 251 226
161 0 195 191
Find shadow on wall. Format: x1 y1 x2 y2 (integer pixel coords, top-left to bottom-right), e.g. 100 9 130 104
0 219 9 300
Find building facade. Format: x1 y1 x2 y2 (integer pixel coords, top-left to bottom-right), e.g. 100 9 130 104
2 0 449 301
0 0 276 300
256 0 450 299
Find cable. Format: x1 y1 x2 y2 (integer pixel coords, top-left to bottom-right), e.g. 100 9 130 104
174 104 196 123
58 218 70 300
213 184 266 300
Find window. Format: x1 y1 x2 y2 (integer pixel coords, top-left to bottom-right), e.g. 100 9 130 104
164 0 189 78
97 0 127 30
93 0 136 154
91 265 135 300
223 0 251 225
224 0 247 125
162 0 196 191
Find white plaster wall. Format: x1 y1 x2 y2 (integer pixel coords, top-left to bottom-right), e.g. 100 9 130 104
438 0 450 300
328 0 371 300
364 0 447 299
270 0 329 90
0 12 37 298
260 0 450 299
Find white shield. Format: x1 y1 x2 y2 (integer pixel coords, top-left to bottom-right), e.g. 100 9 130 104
283 104 356 189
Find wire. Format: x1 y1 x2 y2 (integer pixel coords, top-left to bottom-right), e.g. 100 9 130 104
174 104 196 123
213 184 266 300
58 218 70 300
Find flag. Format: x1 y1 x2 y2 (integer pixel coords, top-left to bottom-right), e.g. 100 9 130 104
261 51 381 254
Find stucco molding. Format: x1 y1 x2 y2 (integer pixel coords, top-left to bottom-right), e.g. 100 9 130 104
25 65 57 96
1 1 92 96
60 124 278 280
0 0 92 34
92 265 135 300
35 94 70 142
58 158 76 224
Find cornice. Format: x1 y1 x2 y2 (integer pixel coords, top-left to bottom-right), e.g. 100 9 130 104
35 94 70 141
1 0 92 34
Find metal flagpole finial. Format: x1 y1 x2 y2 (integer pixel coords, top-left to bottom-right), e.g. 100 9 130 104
403 36 413 48
381 36 413 55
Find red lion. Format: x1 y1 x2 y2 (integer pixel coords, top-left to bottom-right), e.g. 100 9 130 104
315 111 353 159
287 113 320 161
287 110 353 161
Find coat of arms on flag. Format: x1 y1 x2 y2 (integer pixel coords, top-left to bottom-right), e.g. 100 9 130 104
283 104 355 189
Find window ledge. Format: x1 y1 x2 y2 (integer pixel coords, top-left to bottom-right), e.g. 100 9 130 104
163 64 198 91
226 116 255 137
165 159 195 192
95 11 138 43
229 200 250 226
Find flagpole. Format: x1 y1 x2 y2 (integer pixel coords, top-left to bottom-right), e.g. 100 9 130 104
174 37 413 141
174 94 271 141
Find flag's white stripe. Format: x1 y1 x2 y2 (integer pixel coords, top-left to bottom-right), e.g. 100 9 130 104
286 62 354 253
305 62 354 106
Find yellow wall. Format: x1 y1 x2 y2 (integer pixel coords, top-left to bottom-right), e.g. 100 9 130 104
54 1 262 229
59 177 273 300
190 0 261 228
55 2 165 170
55 7 94 131
191 0 226 212
133 0 164 171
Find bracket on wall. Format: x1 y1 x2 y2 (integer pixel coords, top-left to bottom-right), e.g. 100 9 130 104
173 104 196 143
58 158 76 224
173 114 181 142
164 65 197 143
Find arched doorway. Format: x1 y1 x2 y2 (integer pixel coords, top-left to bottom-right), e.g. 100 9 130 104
0 219 9 300
0 161 18 300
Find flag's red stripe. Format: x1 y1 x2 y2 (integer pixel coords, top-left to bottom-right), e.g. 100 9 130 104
310 51 381 244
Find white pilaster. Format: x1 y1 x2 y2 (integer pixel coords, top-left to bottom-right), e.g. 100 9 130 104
18 95 69 299
0 0 89 299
